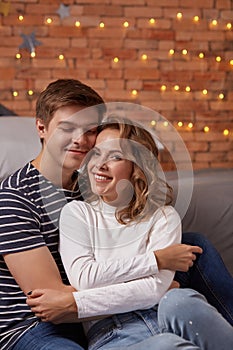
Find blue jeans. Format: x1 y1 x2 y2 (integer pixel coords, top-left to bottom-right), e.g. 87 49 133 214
13 322 85 350
88 289 233 350
177 232 233 326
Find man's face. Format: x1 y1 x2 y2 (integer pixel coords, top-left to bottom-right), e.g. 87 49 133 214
39 105 99 174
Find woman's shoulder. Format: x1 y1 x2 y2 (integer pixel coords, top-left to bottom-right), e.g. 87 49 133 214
153 205 181 223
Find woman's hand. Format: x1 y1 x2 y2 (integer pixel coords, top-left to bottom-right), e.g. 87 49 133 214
154 244 203 272
26 287 79 324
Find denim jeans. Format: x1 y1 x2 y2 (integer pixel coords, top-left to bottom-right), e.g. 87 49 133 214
13 322 85 350
176 232 233 325
88 289 233 350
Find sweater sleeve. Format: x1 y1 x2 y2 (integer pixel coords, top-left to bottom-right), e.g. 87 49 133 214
59 202 158 290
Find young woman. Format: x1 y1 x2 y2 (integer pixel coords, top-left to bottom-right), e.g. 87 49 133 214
58 116 233 350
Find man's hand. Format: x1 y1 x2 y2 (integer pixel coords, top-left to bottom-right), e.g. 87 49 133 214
154 244 203 272
27 287 79 324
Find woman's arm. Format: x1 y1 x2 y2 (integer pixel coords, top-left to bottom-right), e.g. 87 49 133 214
61 204 192 290
27 270 175 322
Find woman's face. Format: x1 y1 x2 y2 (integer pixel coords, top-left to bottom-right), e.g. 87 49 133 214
87 128 134 204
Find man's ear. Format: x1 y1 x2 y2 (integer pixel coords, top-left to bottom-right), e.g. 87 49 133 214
36 119 46 139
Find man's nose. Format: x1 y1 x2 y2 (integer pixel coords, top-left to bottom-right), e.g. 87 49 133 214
72 129 87 143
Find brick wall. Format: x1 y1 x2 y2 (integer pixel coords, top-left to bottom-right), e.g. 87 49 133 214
0 0 232 170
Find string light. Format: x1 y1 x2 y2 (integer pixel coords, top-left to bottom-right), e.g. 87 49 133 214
230 59 233 66
182 49 188 55
211 19 218 26
113 57 119 63
204 126 210 133
46 17 52 24
151 120 156 126
141 54 148 61
188 122 193 129
176 12 183 20
75 21 81 27
193 16 199 22
149 18 155 25
174 85 180 91
218 93 224 99
30 52 36 58
185 86 191 92
131 89 138 96
18 14 24 21
177 121 183 127
223 129 229 136
27 90 34 96
99 22 105 28
15 53 21 59
199 52 205 59
123 21 129 28
58 54 64 60
12 91 19 97
163 121 169 127
216 56 222 62
202 89 208 95
160 85 167 92
226 23 232 30
169 49 175 55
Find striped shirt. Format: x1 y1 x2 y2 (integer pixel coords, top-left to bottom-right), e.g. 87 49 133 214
0 163 81 350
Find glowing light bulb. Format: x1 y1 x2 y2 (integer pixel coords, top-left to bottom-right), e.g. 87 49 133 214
230 59 233 66
188 122 193 129
223 129 229 136
30 51 36 58
177 121 183 127
174 85 180 91
149 18 155 25
199 52 204 59
202 89 208 95
226 23 232 30
18 15 24 21
193 16 199 22
99 22 105 28
218 93 224 100
123 21 129 28
113 57 119 63
131 89 138 96
177 12 183 20
151 120 156 126
211 19 218 26
169 49 175 55
216 56 221 62
182 49 188 55
27 90 34 96
204 126 210 133
75 21 81 27
12 91 18 97
59 54 64 60
15 53 21 59
163 121 169 127
46 17 52 24
160 85 167 92
141 54 148 61
185 86 191 92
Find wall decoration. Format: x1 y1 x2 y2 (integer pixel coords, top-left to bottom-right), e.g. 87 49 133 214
56 3 70 20
19 32 42 56
0 1 10 16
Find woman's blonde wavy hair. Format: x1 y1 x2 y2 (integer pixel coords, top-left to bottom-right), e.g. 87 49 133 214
79 115 173 225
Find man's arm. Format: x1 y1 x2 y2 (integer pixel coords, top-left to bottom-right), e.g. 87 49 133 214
4 246 69 294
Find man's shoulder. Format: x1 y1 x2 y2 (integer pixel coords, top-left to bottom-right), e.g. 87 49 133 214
0 163 40 202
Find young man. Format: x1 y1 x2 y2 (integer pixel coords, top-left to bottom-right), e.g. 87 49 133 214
0 79 232 350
